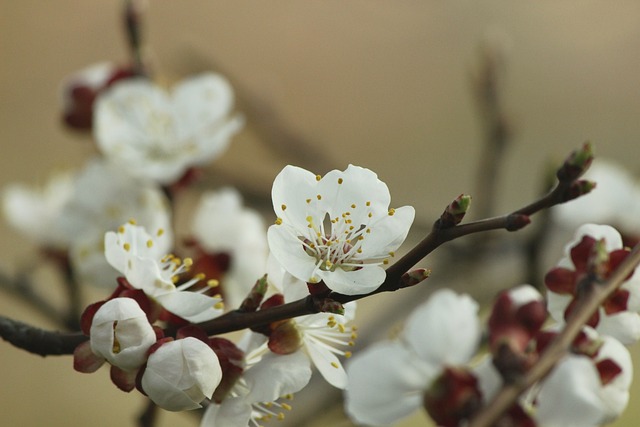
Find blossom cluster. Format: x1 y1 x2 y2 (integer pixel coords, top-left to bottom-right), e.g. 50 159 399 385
2 22 638 427
345 224 638 427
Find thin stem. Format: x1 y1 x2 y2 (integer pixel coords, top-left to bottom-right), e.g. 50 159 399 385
468 242 640 427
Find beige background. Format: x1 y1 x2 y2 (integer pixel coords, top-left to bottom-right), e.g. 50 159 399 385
1 1 640 426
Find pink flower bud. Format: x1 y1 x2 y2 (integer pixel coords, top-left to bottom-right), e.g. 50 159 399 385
90 297 156 371
141 337 222 411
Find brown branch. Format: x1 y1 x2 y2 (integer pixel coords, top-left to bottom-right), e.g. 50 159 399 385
468 242 640 427
0 315 86 356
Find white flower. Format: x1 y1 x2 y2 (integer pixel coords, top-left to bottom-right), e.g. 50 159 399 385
2 171 74 248
94 73 243 184
267 257 357 389
268 165 415 295
89 297 156 371
535 331 632 427
105 222 224 322
191 188 268 308
59 158 172 288
141 337 222 411
545 224 640 344
60 62 133 130
200 338 311 427
345 289 480 426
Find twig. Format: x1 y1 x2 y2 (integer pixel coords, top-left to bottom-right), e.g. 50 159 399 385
0 315 86 356
468 241 640 427
138 399 158 427
0 270 67 328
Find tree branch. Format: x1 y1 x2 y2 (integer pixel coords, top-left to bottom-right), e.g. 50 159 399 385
0 315 86 356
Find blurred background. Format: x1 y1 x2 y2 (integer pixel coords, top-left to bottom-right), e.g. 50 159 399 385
1 1 639 426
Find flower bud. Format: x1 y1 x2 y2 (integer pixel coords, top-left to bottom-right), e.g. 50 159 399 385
141 337 222 411
436 194 472 229
90 297 156 371
556 142 594 182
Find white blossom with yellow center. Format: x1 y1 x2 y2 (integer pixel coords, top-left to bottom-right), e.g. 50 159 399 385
267 165 415 295
94 73 243 184
104 222 224 322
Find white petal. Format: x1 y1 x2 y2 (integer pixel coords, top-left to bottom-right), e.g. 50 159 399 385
305 335 348 389
172 73 233 134
156 292 223 322
546 290 572 324
596 335 632 421
357 205 415 258
200 398 252 427
317 165 391 226
271 165 323 232
244 351 311 402
536 355 606 427
345 341 434 426
319 265 386 296
267 225 318 282
472 356 503 403
403 289 480 366
597 311 640 345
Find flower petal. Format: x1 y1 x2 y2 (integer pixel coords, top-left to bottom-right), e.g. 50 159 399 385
244 351 311 402
345 341 434 426
403 289 480 367
319 265 386 296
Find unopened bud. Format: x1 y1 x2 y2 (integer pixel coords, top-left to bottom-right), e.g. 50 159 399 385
240 275 269 312
436 194 472 229
314 298 345 315
268 321 302 355
556 142 594 182
562 179 596 202
401 268 431 288
506 214 530 231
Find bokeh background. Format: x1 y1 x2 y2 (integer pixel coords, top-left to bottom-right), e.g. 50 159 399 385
1 1 640 426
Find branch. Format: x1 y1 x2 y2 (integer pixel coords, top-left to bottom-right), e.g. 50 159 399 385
0 315 86 356
468 241 640 427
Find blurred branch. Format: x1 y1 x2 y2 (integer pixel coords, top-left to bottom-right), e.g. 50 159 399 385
469 241 640 427
471 34 512 220
0 269 68 328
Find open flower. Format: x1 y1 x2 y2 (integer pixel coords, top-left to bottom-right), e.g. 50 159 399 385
267 257 357 389
268 165 415 295
2 171 74 248
545 224 640 344
104 222 223 322
201 336 311 427
345 289 481 426
190 187 268 308
89 297 156 371
58 158 171 288
141 337 222 411
60 61 135 131
94 73 243 184
535 329 632 427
